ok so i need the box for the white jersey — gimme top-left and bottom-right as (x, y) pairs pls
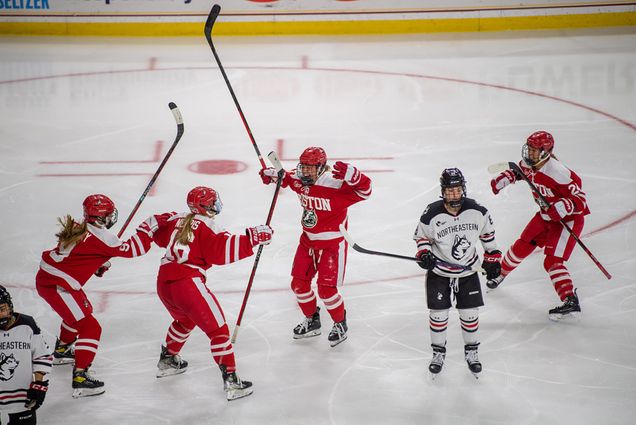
(0, 314), (53, 414)
(413, 198), (498, 278)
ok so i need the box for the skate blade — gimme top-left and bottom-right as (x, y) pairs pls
(471, 372), (481, 380)
(293, 330), (321, 339)
(329, 335), (348, 347)
(72, 387), (106, 398)
(226, 387), (254, 401)
(156, 367), (187, 378)
(549, 311), (581, 322)
(53, 357), (75, 365)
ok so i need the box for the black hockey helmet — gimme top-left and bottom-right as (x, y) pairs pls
(0, 285), (13, 328)
(440, 168), (466, 208)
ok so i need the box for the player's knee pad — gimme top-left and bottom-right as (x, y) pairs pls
(291, 277), (311, 294)
(512, 238), (535, 258)
(458, 308), (479, 322)
(206, 323), (230, 342)
(430, 309), (449, 322)
(317, 284), (337, 301)
(75, 315), (102, 339)
(543, 255), (565, 272)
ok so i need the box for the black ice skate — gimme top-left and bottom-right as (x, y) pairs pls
(429, 344), (446, 379)
(327, 312), (348, 347)
(156, 345), (188, 378)
(293, 306), (321, 339)
(53, 339), (75, 365)
(72, 367), (105, 398)
(220, 365), (253, 401)
(548, 291), (581, 321)
(486, 274), (505, 290)
(464, 343), (482, 378)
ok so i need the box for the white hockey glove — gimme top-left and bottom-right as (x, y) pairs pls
(332, 161), (361, 185)
(546, 198), (575, 222)
(490, 170), (518, 195)
(246, 225), (274, 246)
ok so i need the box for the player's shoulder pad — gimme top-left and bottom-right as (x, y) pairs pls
(541, 159), (572, 185)
(88, 223), (122, 248)
(461, 198), (488, 215)
(420, 200), (445, 225)
(13, 313), (41, 335)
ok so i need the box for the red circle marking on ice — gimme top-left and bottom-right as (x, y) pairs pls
(188, 159), (248, 175)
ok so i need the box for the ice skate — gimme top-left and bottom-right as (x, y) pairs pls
(464, 343), (482, 379)
(53, 339), (75, 365)
(156, 345), (188, 378)
(220, 365), (253, 401)
(549, 291), (581, 321)
(429, 344), (446, 380)
(327, 312), (348, 347)
(293, 306), (321, 339)
(486, 274), (505, 290)
(72, 367), (105, 398)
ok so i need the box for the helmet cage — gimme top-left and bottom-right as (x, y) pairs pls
(187, 187), (223, 216)
(0, 285), (13, 328)
(440, 168), (466, 209)
(297, 147), (327, 186)
(523, 131), (554, 167)
(83, 194), (118, 229)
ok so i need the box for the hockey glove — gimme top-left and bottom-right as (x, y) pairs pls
(259, 167), (276, 185)
(94, 261), (111, 278)
(332, 161), (361, 185)
(481, 250), (502, 280)
(546, 198), (575, 222)
(246, 225), (274, 247)
(490, 170), (518, 195)
(416, 250), (437, 271)
(25, 380), (48, 410)
(137, 212), (175, 237)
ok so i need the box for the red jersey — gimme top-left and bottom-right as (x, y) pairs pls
(151, 212), (255, 283)
(37, 223), (152, 291)
(282, 169), (371, 248)
(519, 159), (590, 221)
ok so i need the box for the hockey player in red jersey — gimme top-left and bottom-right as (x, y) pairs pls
(147, 186), (273, 401)
(35, 194), (155, 398)
(260, 147), (372, 347)
(489, 131), (590, 320)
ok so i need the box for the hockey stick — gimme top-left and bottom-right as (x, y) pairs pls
(117, 102), (184, 238)
(501, 161), (612, 280)
(231, 151), (285, 344)
(204, 4), (267, 169)
(338, 224), (476, 272)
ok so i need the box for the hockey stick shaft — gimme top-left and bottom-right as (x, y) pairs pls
(338, 224), (474, 272)
(204, 4), (267, 169)
(232, 151), (284, 343)
(117, 102), (184, 238)
(507, 161), (612, 280)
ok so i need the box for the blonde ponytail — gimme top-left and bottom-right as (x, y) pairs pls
(175, 214), (196, 245)
(56, 215), (88, 250)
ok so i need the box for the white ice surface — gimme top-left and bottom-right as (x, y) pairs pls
(1, 28), (635, 425)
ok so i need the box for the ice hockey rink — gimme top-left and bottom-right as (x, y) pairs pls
(1, 27), (635, 425)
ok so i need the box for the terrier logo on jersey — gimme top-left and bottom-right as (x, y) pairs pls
(451, 235), (471, 260)
(302, 209), (318, 228)
(0, 353), (19, 381)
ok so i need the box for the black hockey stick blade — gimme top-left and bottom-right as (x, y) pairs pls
(204, 4), (221, 41)
(340, 225), (418, 262)
(168, 102), (184, 140)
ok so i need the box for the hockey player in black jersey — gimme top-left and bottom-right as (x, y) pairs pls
(0, 285), (53, 424)
(413, 169), (502, 379)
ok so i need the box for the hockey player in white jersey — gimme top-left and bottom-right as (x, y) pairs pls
(413, 168), (502, 378)
(0, 285), (53, 424)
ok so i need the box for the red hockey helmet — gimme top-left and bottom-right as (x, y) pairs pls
(297, 147), (327, 185)
(523, 131), (554, 166)
(187, 186), (222, 216)
(83, 194), (118, 229)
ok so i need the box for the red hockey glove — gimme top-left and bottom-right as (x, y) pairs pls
(25, 380), (48, 410)
(481, 250), (502, 280)
(416, 250), (437, 271)
(246, 225), (274, 246)
(490, 170), (517, 195)
(259, 168), (277, 185)
(94, 261), (111, 278)
(332, 161), (361, 185)
(546, 198), (575, 222)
